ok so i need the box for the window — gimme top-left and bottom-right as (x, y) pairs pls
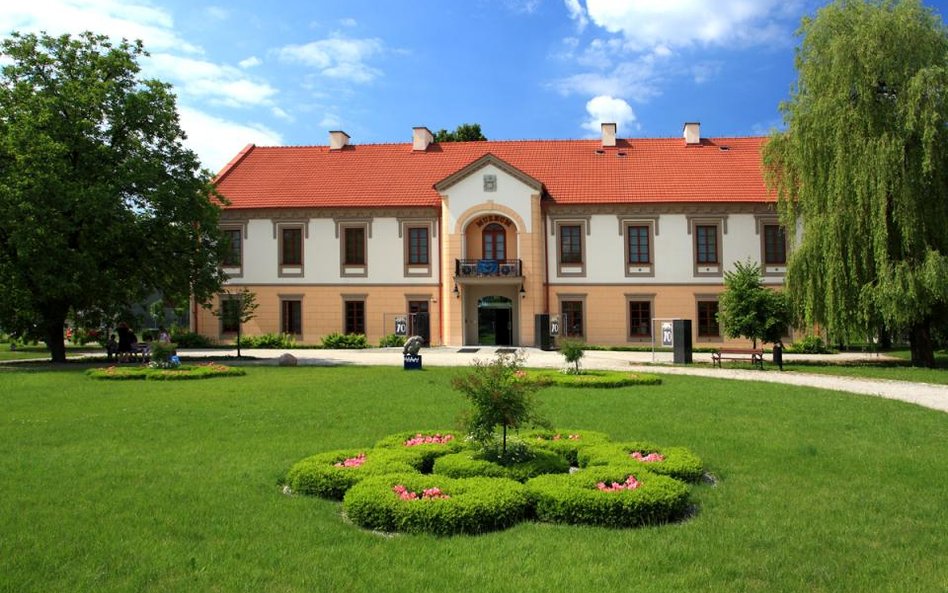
(345, 300), (365, 335)
(407, 227), (429, 265)
(628, 301), (652, 338)
(763, 224), (787, 265)
(281, 299), (302, 335)
(344, 227), (366, 265)
(695, 225), (718, 264)
(560, 225), (582, 264)
(697, 300), (720, 338)
(561, 300), (584, 338)
(281, 227), (302, 266)
(222, 228), (242, 267)
(627, 225), (650, 264)
(220, 297), (240, 334)
(482, 223), (506, 260)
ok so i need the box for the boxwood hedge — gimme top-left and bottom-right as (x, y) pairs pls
(372, 430), (466, 472)
(432, 448), (569, 482)
(578, 441), (704, 483)
(343, 474), (531, 535)
(526, 466), (690, 527)
(519, 428), (612, 465)
(286, 449), (419, 499)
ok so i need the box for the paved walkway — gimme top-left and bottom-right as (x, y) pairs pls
(178, 346), (948, 414)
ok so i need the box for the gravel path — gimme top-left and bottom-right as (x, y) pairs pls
(179, 346), (948, 414)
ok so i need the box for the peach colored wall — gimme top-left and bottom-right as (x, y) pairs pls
(195, 285), (441, 346)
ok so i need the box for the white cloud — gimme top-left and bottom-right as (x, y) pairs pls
(276, 36), (384, 84)
(148, 54), (277, 108)
(583, 0), (790, 50)
(271, 107), (293, 122)
(178, 107), (282, 173)
(581, 95), (636, 136)
(553, 51), (666, 102)
(0, 0), (200, 53)
(238, 56), (262, 69)
(564, 0), (588, 31)
(504, 0), (541, 14)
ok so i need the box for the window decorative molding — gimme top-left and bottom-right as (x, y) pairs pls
(558, 295), (587, 339)
(333, 218), (373, 239)
(338, 222), (369, 278)
(616, 215), (660, 236)
(688, 217), (725, 277)
(274, 221), (307, 278)
(342, 296), (367, 335)
(219, 223), (247, 278)
(279, 295), (303, 337)
(403, 224), (433, 277)
(624, 293), (656, 341)
(619, 219), (656, 277)
(553, 219), (587, 277)
(695, 295), (722, 341)
(756, 217), (788, 276)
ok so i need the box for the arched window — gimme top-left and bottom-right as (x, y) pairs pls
(482, 223), (506, 260)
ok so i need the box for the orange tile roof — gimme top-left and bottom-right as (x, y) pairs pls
(213, 136), (772, 210)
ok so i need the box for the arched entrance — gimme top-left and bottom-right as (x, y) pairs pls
(477, 296), (513, 346)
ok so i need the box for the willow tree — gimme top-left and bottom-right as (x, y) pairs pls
(763, 0), (948, 367)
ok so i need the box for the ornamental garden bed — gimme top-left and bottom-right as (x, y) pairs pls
(86, 363), (245, 381)
(285, 428), (702, 535)
(527, 369), (662, 388)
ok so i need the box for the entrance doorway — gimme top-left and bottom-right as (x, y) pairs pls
(477, 296), (513, 346)
(408, 300), (430, 345)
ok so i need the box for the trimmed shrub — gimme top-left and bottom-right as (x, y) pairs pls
(239, 333), (296, 349)
(86, 363), (245, 381)
(321, 332), (369, 349)
(578, 441), (704, 483)
(526, 466), (690, 527)
(343, 474), (531, 535)
(786, 334), (832, 354)
(528, 369), (662, 388)
(286, 449), (418, 500)
(379, 334), (406, 348)
(373, 430), (466, 472)
(169, 330), (213, 348)
(433, 448), (569, 482)
(519, 428), (612, 465)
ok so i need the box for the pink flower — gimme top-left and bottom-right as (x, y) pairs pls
(392, 484), (450, 500)
(334, 452), (367, 468)
(596, 475), (641, 492)
(403, 433), (455, 446)
(630, 451), (665, 462)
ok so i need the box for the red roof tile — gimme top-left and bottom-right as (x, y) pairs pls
(213, 136), (772, 210)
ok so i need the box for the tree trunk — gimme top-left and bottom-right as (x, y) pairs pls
(909, 321), (935, 368)
(43, 313), (67, 363)
(236, 322), (242, 358)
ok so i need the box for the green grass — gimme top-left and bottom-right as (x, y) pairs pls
(684, 356), (948, 385)
(1, 366), (946, 593)
(0, 342), (101, 361)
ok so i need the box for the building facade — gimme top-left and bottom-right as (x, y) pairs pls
(195, 123), (787, 348)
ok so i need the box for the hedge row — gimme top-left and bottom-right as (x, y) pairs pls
(86, 363), (245, 381)
(528, 370), (662, 388)
(578, 441), (705, 483)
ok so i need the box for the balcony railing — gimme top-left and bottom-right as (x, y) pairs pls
(455, 259), (522, 278)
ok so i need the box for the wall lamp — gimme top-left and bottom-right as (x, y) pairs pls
(519, 284), (526, 298)
(453, 282), (460, 298)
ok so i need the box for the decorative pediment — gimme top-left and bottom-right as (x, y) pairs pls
(434, 153), (543, 193)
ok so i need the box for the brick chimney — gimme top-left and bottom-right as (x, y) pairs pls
(601, 122), (617, 147)
(412, 127), (434, 151)
(329, 130), (350, 150)
(683, 122), (701, 145)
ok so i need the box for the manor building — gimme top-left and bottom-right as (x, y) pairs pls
(194, 123), (787, 348)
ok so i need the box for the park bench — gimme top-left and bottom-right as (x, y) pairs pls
(711, 348), (764, 369)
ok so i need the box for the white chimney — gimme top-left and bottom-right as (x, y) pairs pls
(601, 122), (617, 148)
(412, 127), (434, 151)
(329, 130), (350, 150)
(683, 122), (701, 145)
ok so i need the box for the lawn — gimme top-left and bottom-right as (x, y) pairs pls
(1, 366), (945, 593)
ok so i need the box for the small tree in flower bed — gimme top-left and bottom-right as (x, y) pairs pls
(452, 350), (550, 457)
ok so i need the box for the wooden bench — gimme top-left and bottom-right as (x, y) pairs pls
(711, 348), (764, 369)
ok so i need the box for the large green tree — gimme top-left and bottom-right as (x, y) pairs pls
(763, 0), (948, 366)
(0, 32), (227, 362)
(718, 260), (792, 348)
(433, 123), (487, 142)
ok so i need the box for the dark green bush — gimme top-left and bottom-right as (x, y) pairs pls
(379, 334), (406, 348)
(786, 334), (832, 354)
(559, 340), (586, 374)
(373, 430), (466, 472)
(526, 466), (690, 527)
(239, 333), (296, 348)
(286, 449), (419, 500)
(578, 441), (704, 483)
(343, 474), (531, 535)
(170, 330), (213, 348)
(321, 332), (369, 349)
(433, 448), (569, 482)
(519, 428), (612, 465)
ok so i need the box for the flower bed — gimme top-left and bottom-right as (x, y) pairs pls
(343, 474), (530, 535)
(578, 441), (705, 483)
(86, 363), (245, 381)
(372, 430), (465, 472)
(286, 449), (418, 499)
(527, 369), (662, 388)
(432, 448), (569, 482)
(526, 466), (690, 527)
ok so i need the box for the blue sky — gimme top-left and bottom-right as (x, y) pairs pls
(2, 0), (946, 172)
